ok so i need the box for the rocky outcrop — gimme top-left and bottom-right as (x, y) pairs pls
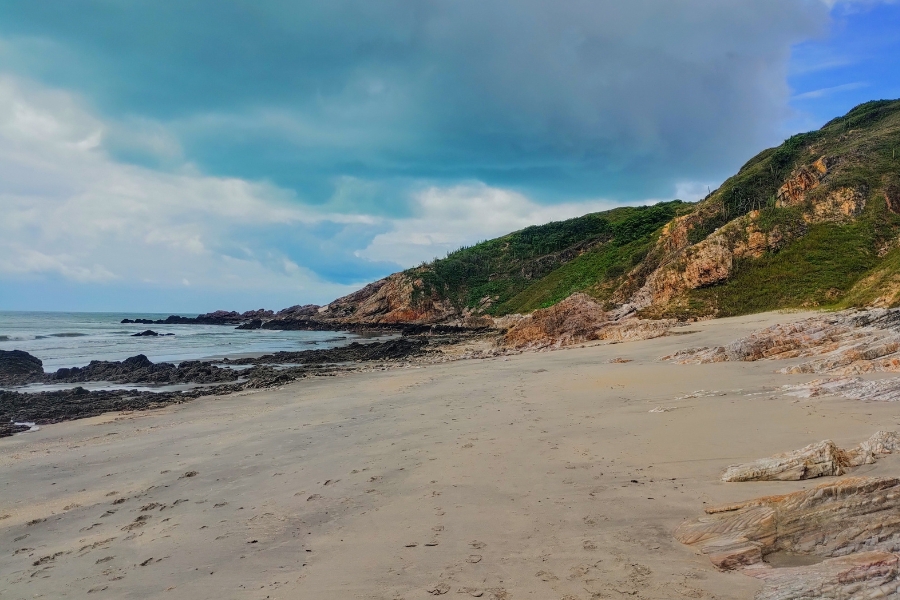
(721, 431), (900, 482)
(222, 338), (432, 366)
(501, 294), (607, 348)
(807, 187), (866, 223)
(886, 178), (900, 215)
(663, 309), (900, 376)
(677, 476), (900, 568)
(0, 383), (245, 430)
(121, 308), (281, 326)
(131, 329), (174, 337)
(776, 157), (830, 207)
(752, 551), (900, 600)
(501, 293), (674, 349)
(676, 477), (900, 598)
(642, 235), (734, 307)
(782, 376), (900, 403)
(315, 273), (459, 325)
(49, 354), (239, 385)
(0, 350), (44, 384)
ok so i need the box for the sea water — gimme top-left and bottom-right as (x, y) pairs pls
(0, 311), (379, 371)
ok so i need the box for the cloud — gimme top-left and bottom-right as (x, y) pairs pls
(792, 81), (869, 100)
(0, 75), (386, 308)
(0, 74), (634, 310)
(0, 1), (834, 203)
(358, 183), (626, 266)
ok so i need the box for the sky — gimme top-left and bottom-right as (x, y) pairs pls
(0, 1), (898, 312)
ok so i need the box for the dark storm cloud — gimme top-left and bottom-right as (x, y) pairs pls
(0, 1), (829, 204)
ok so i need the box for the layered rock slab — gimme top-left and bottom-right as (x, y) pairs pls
(675, 477), (900, 600)
(721, 431), (900, 482)
(662, 309), (900, 376)
(750, 551), (900, 600)
(676, 477), (900, 568)
(676, 477), (900, 598)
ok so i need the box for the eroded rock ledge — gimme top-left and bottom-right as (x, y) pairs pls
(663, 309), (900, 375)
(721, 431), (900, 482)
(676, 477), (900, 598)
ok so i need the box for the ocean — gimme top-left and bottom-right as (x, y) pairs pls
(0, 311), (376, 372)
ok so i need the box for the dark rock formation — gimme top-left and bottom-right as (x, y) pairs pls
(132, 330), (160, 337)
(121, 308), (282, 326)
(0, 383), (244, 429)
(0, 350), (45, 386)
(0, 350), (43, 377)
(223, 338), (431, 366)
(48, 354), (239, 385)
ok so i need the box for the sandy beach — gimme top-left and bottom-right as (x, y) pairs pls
(4, 310), (900, 600)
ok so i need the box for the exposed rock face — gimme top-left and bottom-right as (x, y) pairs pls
(501, 294), (674, 349)
(776, 157), (830, 207)
(316, 274), (457, 325)
(721, 431), (900, 482)
(676, 477), (900, 570)
(275, 304), (320, 318)
(643, 235), (734, 307)
(663, 309), (900, 376)
(807, 187), (866, 223)
(502, 294), (607, 349)
(752, 551), (900, 600)
(676, 477), (900, 598)
(0, 350), (44, 383)
(622, 154), (875, 316)
(886, 180), (900, 215)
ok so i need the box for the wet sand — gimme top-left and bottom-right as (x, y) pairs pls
(3, 310), (900, 599)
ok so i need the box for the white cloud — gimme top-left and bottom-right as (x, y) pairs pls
(358, 183), (632, 266)
(0, 75), (364, 303)
(792, 81), (869, 100)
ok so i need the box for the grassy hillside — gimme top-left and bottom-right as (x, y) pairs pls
(408, 201), (690, 315)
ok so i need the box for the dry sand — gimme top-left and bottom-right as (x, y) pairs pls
(4, 310), (900, 599)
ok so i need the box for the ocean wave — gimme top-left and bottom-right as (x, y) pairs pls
(48, 332), (88, 338)
(0, 335), (9, 341)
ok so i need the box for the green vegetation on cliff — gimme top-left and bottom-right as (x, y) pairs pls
(409, 201), (689, 315)
(669, 99), (900, 317)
